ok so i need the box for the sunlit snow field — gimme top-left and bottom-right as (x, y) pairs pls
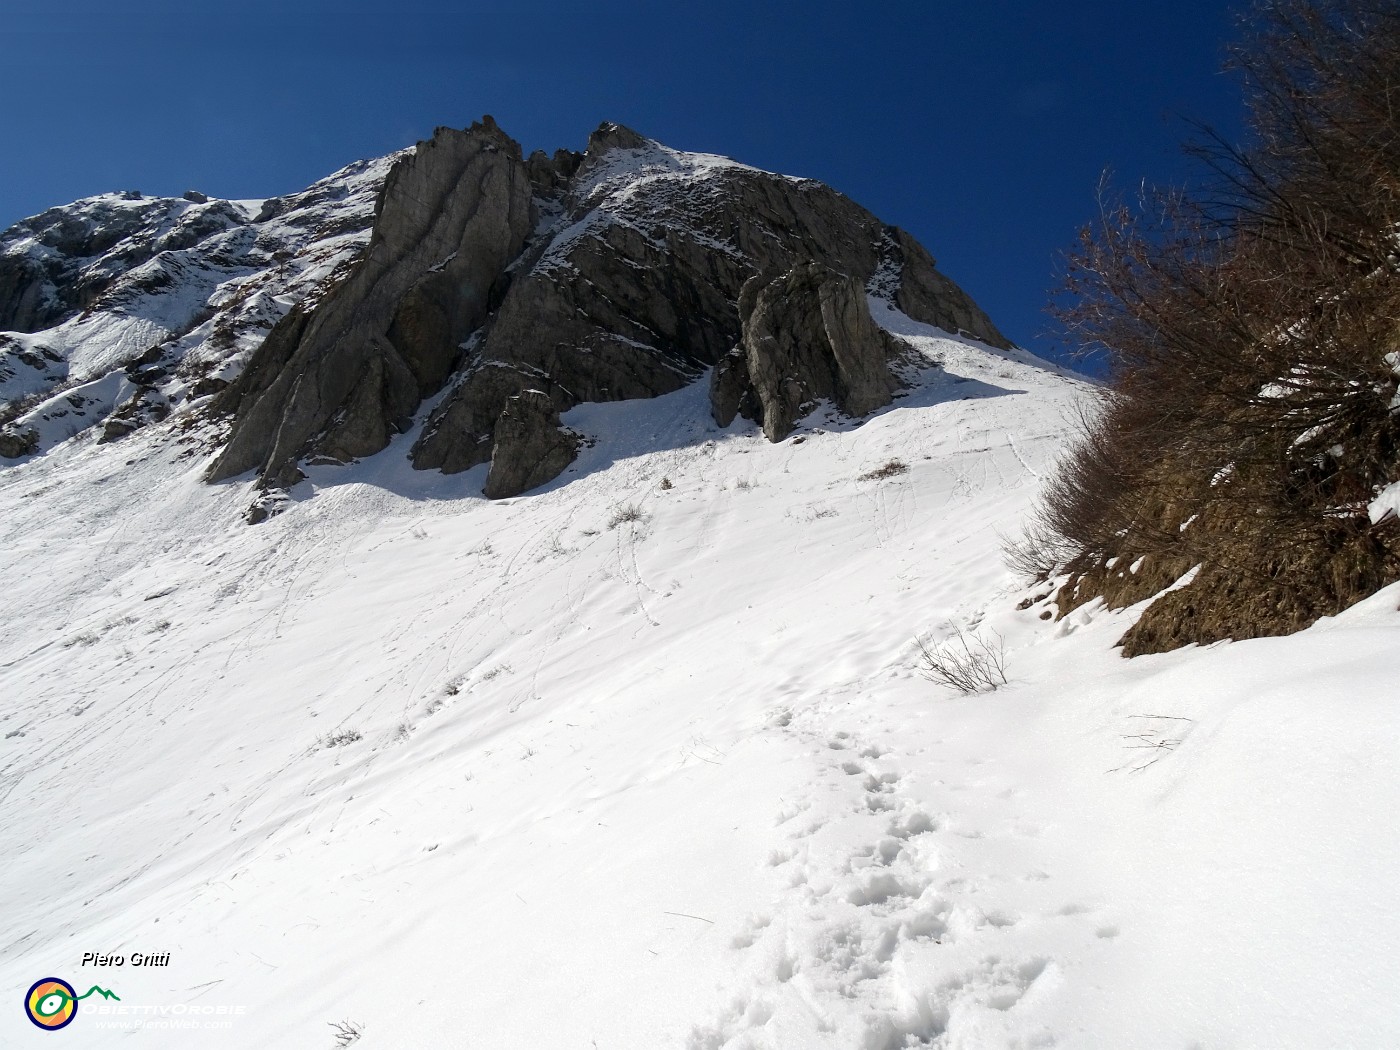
(2, 314), (1397, 1049)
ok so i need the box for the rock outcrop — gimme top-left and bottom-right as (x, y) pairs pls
(0, 426), (38, 458)
(206, 118), (535, 487)
(482, 390), (580, 499)
(1, 116), (1014, 506)
(712, 263), (904, 440)
(401, 121), (1009, 494)
(0, 149), (398, 462)
(0, 196), (217, 333)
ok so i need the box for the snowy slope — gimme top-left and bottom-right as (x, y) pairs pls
(0, 153), (401, 453)
(2, 312), (1398, 1050)
(535, 138), (792, 274)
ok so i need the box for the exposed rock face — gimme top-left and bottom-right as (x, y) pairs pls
(483, 389), (580, 499)
(712, 263), (904, 441)
(403, 122), (1009, 491)
(0, 196), (218, 333)
(0, 426), (38, 458)
(206, 118), (535, 487)
(100, 384), (170, 444)
(884, 228), (1008, 342)
(1, 116), (1014, 506)
(0, 151), (397, 460)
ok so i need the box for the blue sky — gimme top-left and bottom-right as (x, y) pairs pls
(1, 0), (1245, 366)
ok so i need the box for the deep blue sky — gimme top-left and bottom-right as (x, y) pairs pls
(2, 0), (1246, 366)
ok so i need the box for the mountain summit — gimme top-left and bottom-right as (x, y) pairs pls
(0, 119), (1008, 515)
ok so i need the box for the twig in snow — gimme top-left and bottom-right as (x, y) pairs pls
(663, 911), (714, 924)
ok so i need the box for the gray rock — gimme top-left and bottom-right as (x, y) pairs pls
(0, 426), (38, 458)
(206, 117), (536, 485)
(0, 195), (190, 332)
(411, 360), (558, 475)
(482, 389), (579, 499)
(99, 386), (169, 443)
(718, 262), (903, 441)
(709, 346), (756, 429)
(526, 149), (583, 197)
(198, 118), (1011, 500)
(885, 229), (1010, 347)
(412, 123), (1011, 487)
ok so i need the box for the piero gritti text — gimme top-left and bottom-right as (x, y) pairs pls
(82, 952), (171, 967)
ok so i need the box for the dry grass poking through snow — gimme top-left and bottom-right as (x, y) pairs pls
(607, 504), (649, 529)
(859, 459), (908, 481)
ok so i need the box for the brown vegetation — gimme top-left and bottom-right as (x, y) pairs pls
(1014, 0), (1400, 654)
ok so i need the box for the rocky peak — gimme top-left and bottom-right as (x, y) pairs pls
(585, 121), (651, 157)
(0, 116), (1016, 516)
(526, 148), (584, 198)
(206, 117), (1013, 510)
(206, 121), (535, 488)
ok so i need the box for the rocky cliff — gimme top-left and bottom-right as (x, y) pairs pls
(0, 118), (1012, 513)
(207, 118), (534, 488)
(0, 152), (400, 459)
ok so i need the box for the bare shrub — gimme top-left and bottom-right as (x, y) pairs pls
(1109, 714), (1194, 774)
(859, 459), (908, 481)
(915, 629), (1008, 695)
(607, 504), (648, 529)
(319, 728), (361, 749)
(0, 388), (50, 429)
(329, 1020), (363, 1047)
(1000, 522), (1077, 584)
(1037, 0), (1400, 651)
(542, 534), (573, 559)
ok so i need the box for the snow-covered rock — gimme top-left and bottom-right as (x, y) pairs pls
(0, 151), (401, 456)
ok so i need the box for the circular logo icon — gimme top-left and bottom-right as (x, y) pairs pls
(25, 978), (77, 1030)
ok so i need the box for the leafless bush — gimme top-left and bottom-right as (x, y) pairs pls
(607, 504), (648, 529)
(1000, 521), (1077, 584)
(0, 388), (48, 429)
(541, 534), (574, 559)
(1109, 714), (1194, 774)
(329, 1020), (363, 1047)
(915, 629), (1008, 695)
(859, 459), (908, 481)
(319, 728), (361, 749)
(1037, 0), (1400, 650)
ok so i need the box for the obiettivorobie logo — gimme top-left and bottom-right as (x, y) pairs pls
(24, 978), (120, 1031)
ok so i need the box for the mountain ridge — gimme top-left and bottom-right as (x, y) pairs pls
(0, 118), (1015, 519)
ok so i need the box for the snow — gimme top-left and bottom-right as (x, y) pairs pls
(9, 370), (130, 454)
(0, 151), (401, 417)
(534, 138), (790, 276)
(1, 314), (1399, 1049)
(1370, 478), (1400, 523)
